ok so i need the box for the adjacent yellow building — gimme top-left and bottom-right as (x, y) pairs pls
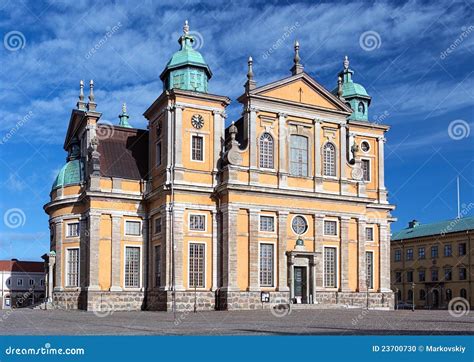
(44, 22), (395, 311)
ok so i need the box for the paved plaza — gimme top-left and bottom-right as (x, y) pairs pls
(0, 308), (472, 335)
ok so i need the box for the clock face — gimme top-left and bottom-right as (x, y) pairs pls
(191, 114), (204, 129)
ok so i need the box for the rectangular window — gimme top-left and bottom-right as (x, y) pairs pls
(125, 220), (141, 236)
(406, 248), (413, 261)
(259, 243), (274, 287)
(40, 280), (45, 286)
(189, 214), (206, 231)
(290, 135), (308, 177)
(66, 222), (79, 237)
(418, 270), (425, 282)
(431, 269), (438, 282)
(17, 279), (23, 286)
(394, 249), (401, 262)
(324, 220), (337, 236)
(366, 251), (373, 289)
(124, 247), (140, 288)
(154, 245), (161, 288)
(189, 243), (205, 288)
(365, 227), (374, 241)
(458, 243), (466, 256)
(395, 272), (402, 283)
(154, 217), (162, 234)
(444, 244), (452, 257)
(324, 247), (337, 288)
(156, 142), (162, 166)
(361, 159), (370, 181)
(418, 247), (425, 259)
(29, 279), (34, 286)
(191, 135), (204, 161)
(407, 270), (413, 283)
(66, 248), (79, 287)
(459, 267), (467, 280)
(444, 268), (452, 281)
(431, 246), (438, 258)
(260, 216), (275, 232)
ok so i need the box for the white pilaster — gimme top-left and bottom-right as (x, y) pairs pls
(313, 119), (323, 191)
(377, 136), (388, 203)
(174, 105), (183, 168)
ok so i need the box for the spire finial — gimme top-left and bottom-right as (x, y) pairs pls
(76, 80), (86, 110)
(344, 55), (349, 70)
(337, 76), (344, 100)
(183, 20), (189, 35)
(247, 56), (254, 80)
(89, 79), (94, 102)
(244, 56), (256, 92)
(122, 102), (127, 114)
(291, 40), (304, 75)
(118, 102), (132, 128)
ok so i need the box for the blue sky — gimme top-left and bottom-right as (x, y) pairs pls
(0, 0), (473, 261)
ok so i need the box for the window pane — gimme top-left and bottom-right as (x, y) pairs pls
(192, 136), (203, 161)
(290, 135), (308, 177)
(154, 217), (161, 234)
(323, 143), (336, 176)
(324, 220), (337, 236)
(366, 252), (373, 289)
(259, 133), (274, 169)
(67, 248), (79, 287)
(365, 227), (373, 241)
(259, 243), (274, 286)
(260, 216), (275, 232)
(126, 221), (141, 236)
(125, 247), (140, 288)
(67, 223), (79, 237)
(190, 214), (205, 231)
(362, 159), (370, 181)
(154, 245), (161, 287)
(324, 247), (337, 287)
(189, 243), (205, 288)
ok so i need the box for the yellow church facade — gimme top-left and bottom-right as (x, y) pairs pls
(44, 22), (395, 311)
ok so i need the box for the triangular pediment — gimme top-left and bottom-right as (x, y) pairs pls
(251, 73), (351, 113)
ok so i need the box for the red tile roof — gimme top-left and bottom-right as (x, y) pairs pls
(0, 260), (44, 273)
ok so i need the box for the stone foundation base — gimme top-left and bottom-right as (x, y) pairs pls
(313, 291), (394, 309)
(147, 290), (216, 311)
(52, 290), (145, 312)
(218, 291), (290, 310)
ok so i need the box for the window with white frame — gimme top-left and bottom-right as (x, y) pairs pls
(125, 220), (141, 236)
(324, 220), (337, 236)
(292, 215), (308, 235)
(365, 227), (374, 241)
(66, 222), (79, 237)
(259, 243), (274, 287)
(366, 251), (374, 289)
(191, 135), (204, 161)
(260, 215), (275, 232)
(189, 243), (205, 288)
(259, 133), (274, 169)
(29, 279), (34, 286)
(66, 248), (79, 287)
(40, 279), (45, 286)
(154, 217), (162, 234)
(361, 159), (370, 181)
(189, 214), (206, 231)
(156, 142), (162, 166)
(124, 246), (140, 288)
(290, 135), (308, 177)
(324, 247), (337, 288)
(323, 142), (336, 176)
(17, 278), (23, 286)
(154, 245), (161, 288)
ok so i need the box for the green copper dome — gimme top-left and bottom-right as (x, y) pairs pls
(160, 21), (212, 93)
(52, 159), (83, 190)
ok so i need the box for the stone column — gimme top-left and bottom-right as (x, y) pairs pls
(278, 113), (288, 188)
(277, 211), (289, 291)
(212, 111), (224, 186)
(174, 105), (183, 168)
(53, 220), (63, 291)
(164, 207), (172, 290)
(221, 206), (239, 291)
(313, 119), (323, 192)
(379, 222), (391, 292)
(110, 215), (122, 291)
(172, 206), (185, 291)
(87, 213), (100, 291)
(211, 210), (218, 291)
(165, 106), (173, 184)
(79, 218), (88, 288)
(377, 136), (388, 203)
(48, 252), (55, 302)
(339, 124), (347, 179)
(248, 209), (260, 291)
(340, 217), (350, 291)
(288, 255), (295, 300)
(141, 217), (148, 291)
(310, 255), (317, 303)
(248, 107), (258, 184)
(358, 217), (367, 292)
(314, 215), (324, 290)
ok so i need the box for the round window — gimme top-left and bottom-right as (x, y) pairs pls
(292, 215), (308, 235)
(360, 141), (370, 152)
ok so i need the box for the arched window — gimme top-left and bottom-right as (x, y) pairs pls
(323, 142), (336, 176)
(419, 289), (426, 300)
(446, 289), (452, 302)
(290, 135), (308, 176)
(358, 102), (365, 114)
(460, 288), (467, 299)
(259, 133), (274, 169)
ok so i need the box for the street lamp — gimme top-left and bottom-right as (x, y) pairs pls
(411, 282), (415, 312)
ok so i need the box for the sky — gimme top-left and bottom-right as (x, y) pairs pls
(0, 0), (473, 261)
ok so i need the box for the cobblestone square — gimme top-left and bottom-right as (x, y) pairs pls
(0, 308), (471, 335)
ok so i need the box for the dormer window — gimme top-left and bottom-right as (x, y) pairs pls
(358, 102), (365, 114)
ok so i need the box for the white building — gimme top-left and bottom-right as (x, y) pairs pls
(0, 259), (46, 309)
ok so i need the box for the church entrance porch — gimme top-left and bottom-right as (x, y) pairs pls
(287, 250), (317, 304)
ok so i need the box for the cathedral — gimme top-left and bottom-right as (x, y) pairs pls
(44, 21), (395, 312)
